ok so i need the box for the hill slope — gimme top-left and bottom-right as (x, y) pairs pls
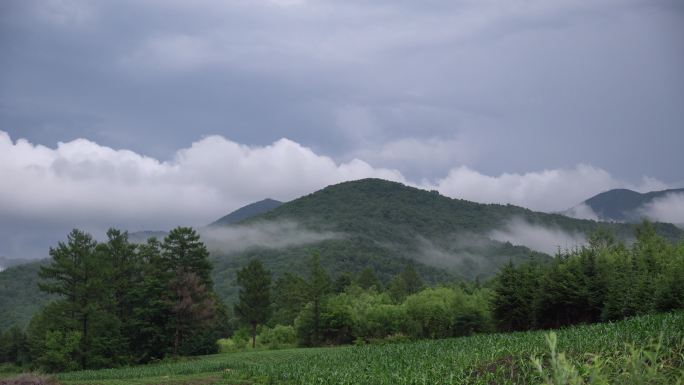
(566, 188), (684, 222)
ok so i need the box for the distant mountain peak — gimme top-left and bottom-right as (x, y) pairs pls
(209, 198), (283, 227)
(565, 187), (684, 223)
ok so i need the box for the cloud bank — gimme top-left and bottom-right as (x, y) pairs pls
(0, 130), (674, 259)
(638, 193), (684, 227)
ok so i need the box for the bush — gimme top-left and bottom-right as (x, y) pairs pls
(259, 325), (296, 349)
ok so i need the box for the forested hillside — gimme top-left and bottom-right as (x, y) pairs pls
(2, 179), (683, 333)
(211, 179), (683, 303)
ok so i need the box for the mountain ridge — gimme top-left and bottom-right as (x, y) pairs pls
(566, 187), (684, 222)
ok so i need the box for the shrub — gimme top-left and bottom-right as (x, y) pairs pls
(259, 325), (296, 349)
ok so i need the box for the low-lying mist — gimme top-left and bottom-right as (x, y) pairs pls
(200, 220), (342, 254)
(489, 217), (586, 255)
(638, 192), (684, 228)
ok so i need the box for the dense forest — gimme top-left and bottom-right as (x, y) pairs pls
(3, 220), (681, 373)
(0, 228), (228, 371)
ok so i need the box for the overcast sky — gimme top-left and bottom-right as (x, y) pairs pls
(1, 0), (683, 260)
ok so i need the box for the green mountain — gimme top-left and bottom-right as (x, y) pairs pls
(567, 188), (684, 222)
(209, 198), (283, 227)
(208, 179), (683, 305)
(2, 178), (683, 332)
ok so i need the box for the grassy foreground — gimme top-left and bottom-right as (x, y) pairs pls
(25, 312), (684, 384)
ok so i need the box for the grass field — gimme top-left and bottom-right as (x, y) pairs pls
(11, 312), (684, 385)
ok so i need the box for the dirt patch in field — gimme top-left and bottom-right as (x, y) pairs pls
(0, 374), (62, 385)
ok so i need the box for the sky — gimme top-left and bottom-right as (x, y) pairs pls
(1, 0), (683, 260)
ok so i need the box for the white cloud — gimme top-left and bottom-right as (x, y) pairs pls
(0, 130), (673, 259)
(563, 203), (600, 221)
(489, 217), (587, 255)
(432, 164), (669, 212)
(0, 130), (404, 231)
(638, 192), (684, 226)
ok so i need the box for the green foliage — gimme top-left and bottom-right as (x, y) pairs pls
(258, 325), (297, 349)
(293, 283), (493, 346)
(36, 229), (125, 370)
(356, 267), (381, 290)
(0, 326), (28, 366)
(162, 228), (220, 357)
(235, 259), (272, 348)
(302, 253), (331, 346)
(270, 273), (307, 326)
(37, 331), (81, 373)
(9, 227), (223, 372)
(492, 221), (684, 331)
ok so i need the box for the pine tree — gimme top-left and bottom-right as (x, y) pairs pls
(38, 229), (120, 369)
(161, 227), (217, 356)
(128, 238), (173, 362)
(307, 253), (330, 346)
(235, 259), (272, 348)
(272, 273), (308, 325)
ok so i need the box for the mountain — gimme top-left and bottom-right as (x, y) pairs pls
(565, 188), (684, 222)
(2, 179), (683, 332)
(209, 198), (283, 227)
(208, 179), (683, 305)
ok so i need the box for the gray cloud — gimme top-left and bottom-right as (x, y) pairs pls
(1, 0), (682, 182)
(489, 217), (587, 255)
(638, 192), (684, 227)
(1, 0), (682, 259)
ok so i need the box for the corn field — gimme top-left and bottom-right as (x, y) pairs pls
(57, 312), (684, 385)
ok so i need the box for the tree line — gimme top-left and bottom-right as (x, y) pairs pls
(2, 221), (683, 370)
(232, 221), (683, 349)
(492, 222), (684, 331)
(0, 227), (227, 372)
(233, 254), (492, 348)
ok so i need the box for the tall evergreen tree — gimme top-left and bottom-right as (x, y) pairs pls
(306, 253), (331, 346)
(38, 229), (121, 369)
(128, 238), (173, 362)
(272, 273), (308, 325)
(235, 259), (272, 348)
(161, 227), (217, 356)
